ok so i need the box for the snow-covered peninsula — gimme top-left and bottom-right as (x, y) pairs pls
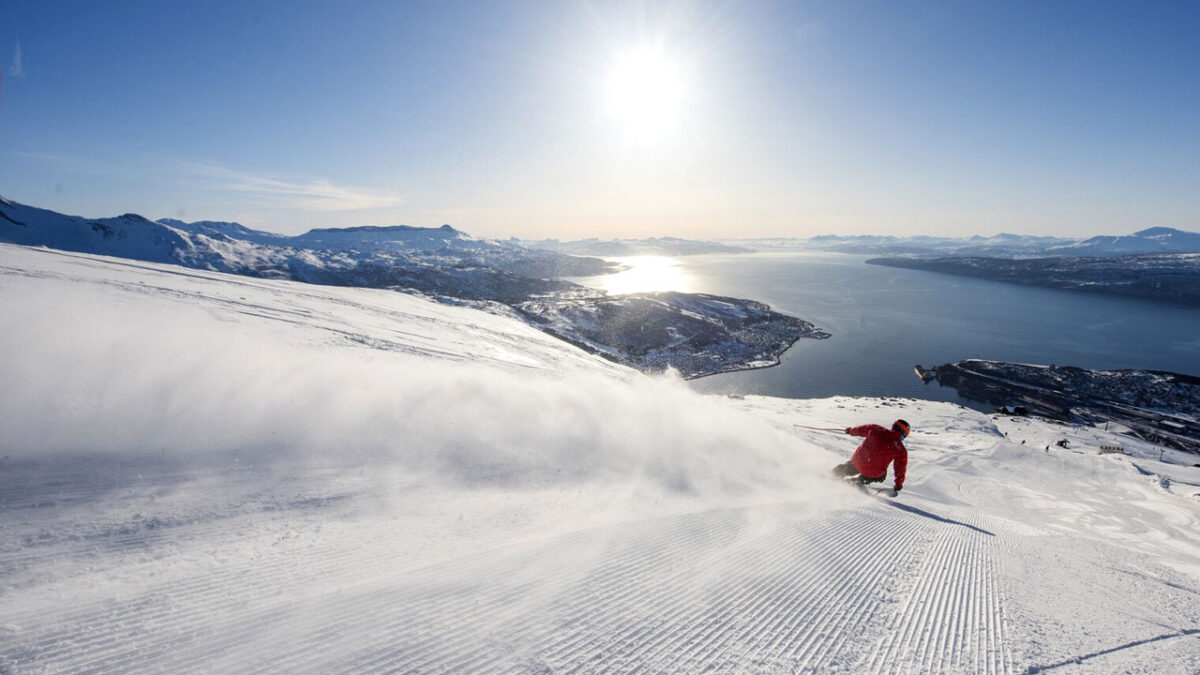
(2, 243), (1198, 673)
(868, 253), (1200, 307)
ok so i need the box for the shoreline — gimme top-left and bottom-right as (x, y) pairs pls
(683, 332), (813, 381)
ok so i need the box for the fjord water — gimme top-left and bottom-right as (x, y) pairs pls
(578, 253), (1200, 409)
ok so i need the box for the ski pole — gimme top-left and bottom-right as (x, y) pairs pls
(793, 424), (846, 433)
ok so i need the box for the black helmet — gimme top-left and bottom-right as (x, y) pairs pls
(892, 419), (911, 438)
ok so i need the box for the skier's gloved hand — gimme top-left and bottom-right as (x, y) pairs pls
(845, 427), (852, 434)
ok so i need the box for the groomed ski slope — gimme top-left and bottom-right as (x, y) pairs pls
(2, 243), (1199, 674)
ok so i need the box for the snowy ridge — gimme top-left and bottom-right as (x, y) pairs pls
(0, 200), (198, 265)
(157, 217), (291, 245)
(1046, 227), (1200, 256)
(2, 244), (1199, 673)
(291, 223), (470, 251)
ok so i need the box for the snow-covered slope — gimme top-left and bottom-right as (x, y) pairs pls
(0, 199), (198, 264)
(158, 217), (291, 245)
(2, 243), (1198, 673)
(0, 198), (328, 277)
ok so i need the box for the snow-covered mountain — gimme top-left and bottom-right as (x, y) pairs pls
(291, 223), (470, 252)
(1045, 226), (1200, 256)
(158, 214), (622, 277)
(0, 199), (201, 265)
(2, 243), (1198, 673)
(0, 197), (616, 280)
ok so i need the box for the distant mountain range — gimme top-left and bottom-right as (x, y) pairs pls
(736, 227), (1200, 258)
(521, 236), (750, 257)
(1042, 227), (1200, 257)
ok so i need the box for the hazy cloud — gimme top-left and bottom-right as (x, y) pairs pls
(10, 41), (24, 77)
(187, 163), (405, 211)
(7, 151), (405, 215)
(795, 21), (826, 44)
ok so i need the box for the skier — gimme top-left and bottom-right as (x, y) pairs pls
(831, 419), (909, 497)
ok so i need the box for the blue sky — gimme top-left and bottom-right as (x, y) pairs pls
(1, 1), (1197, 238)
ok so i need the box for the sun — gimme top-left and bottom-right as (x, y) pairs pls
(604, 46), (687, 142)
(601, 256), (691, 295)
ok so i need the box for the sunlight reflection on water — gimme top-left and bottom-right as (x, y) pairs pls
(573, 256), (692, 295)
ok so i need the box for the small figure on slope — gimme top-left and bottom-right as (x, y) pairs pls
(831, 419), (909, 497)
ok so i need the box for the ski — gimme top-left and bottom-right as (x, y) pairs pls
(794, 424), (845, 433)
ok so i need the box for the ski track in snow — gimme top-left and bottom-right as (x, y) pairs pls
(1, 459), (1028, 674)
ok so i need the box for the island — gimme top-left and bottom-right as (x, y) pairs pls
(916, 359), (1200, 453)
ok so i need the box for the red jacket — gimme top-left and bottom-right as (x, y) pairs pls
(848, 424), (908, 490)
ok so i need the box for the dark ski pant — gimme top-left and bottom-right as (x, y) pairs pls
(832, 461), (885, 485)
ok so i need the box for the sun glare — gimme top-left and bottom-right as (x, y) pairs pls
(598, 256), (692, 295)
(604, 47), (687, 142)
